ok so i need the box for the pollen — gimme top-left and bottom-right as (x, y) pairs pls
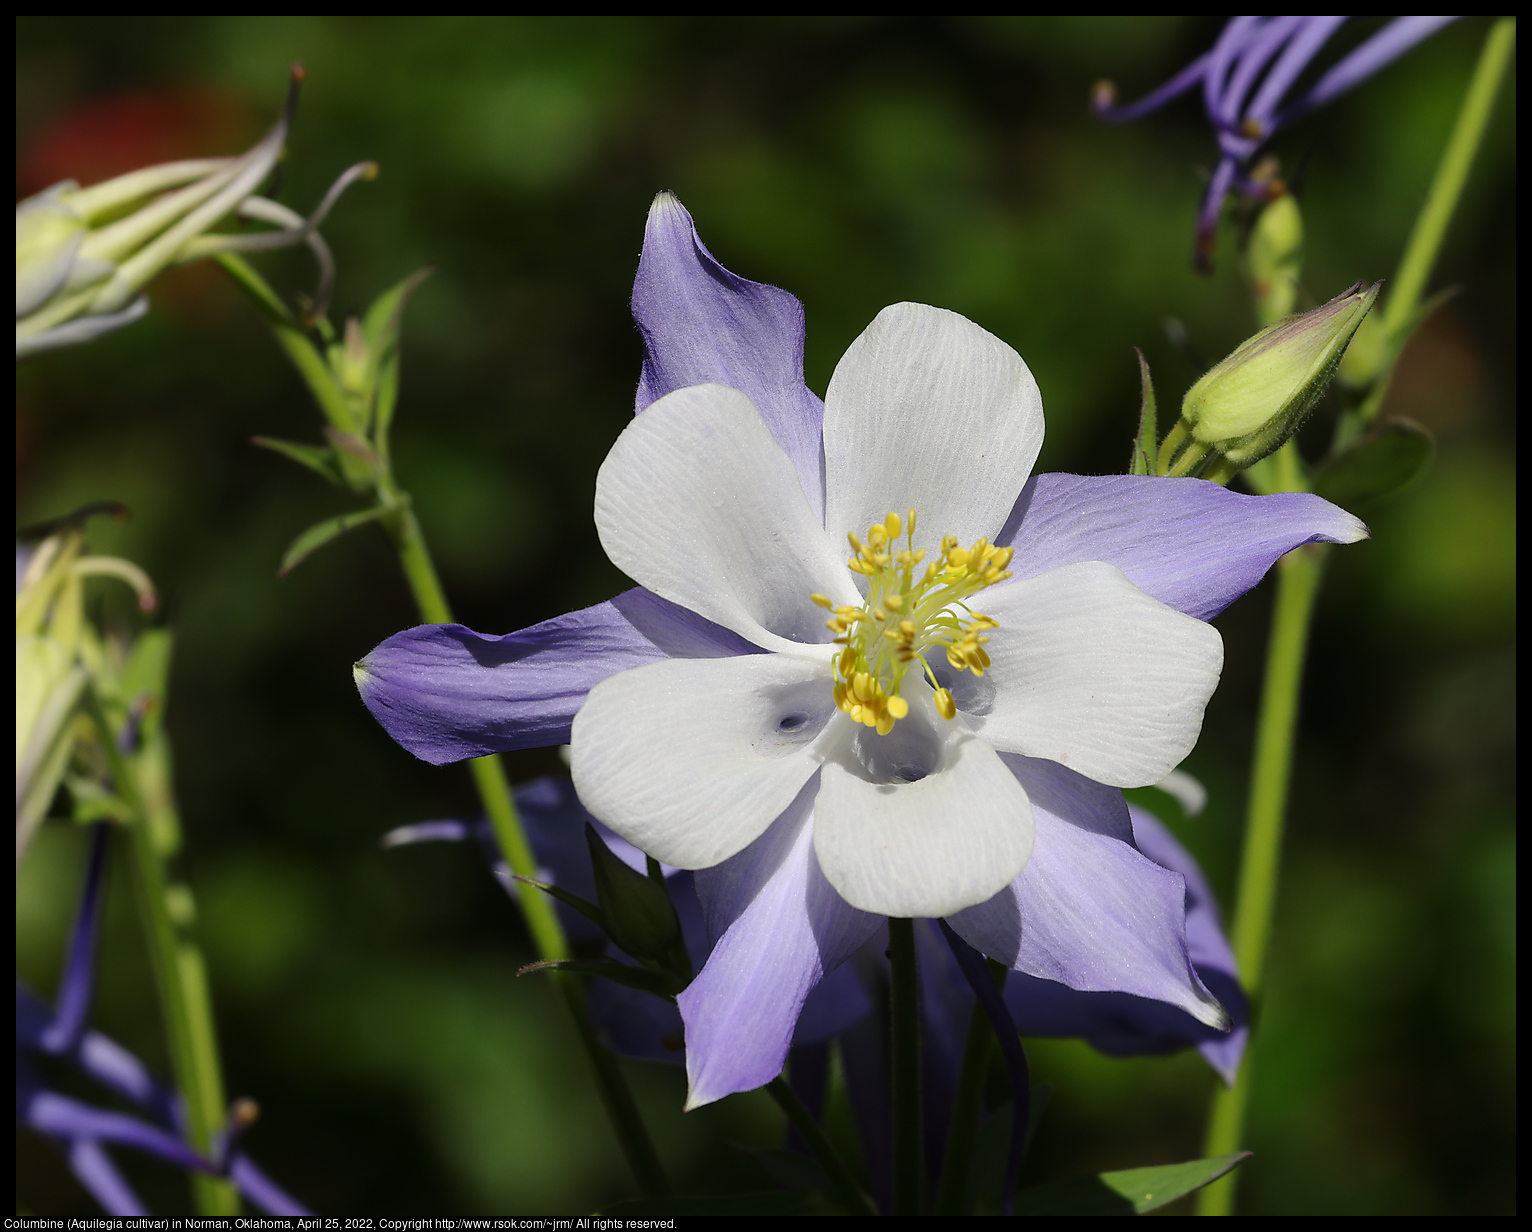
(818, 510), (1013, 736)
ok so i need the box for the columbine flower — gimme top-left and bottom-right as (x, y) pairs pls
(356, 193), (1364, 1108)
(1092, 16), (1459, 269)
(16, 66), (373, 357)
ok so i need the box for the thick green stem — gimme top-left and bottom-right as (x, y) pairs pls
(1196, 543), (1327, 1215)
(768, 1077), (878, 1216)
(888, 917), (922, 1215)
(89, 692), (238, 1214)
(1359, 17), (1515, 427)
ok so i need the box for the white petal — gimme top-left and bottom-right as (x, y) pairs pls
(570, 653), (833, 869)
(969, 561), (1223, 787)
(823, 303), (1043, 549)
(594, 383), (858, 650)
(814, 699), (1033, 917)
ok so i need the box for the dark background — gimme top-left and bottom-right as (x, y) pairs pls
(17, 17), (1515, 1215)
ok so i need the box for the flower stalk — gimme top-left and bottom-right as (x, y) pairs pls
(1198, 19), (1515, 1214)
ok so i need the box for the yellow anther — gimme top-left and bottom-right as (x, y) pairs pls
(908, 509), (917, 535)
(868, 524), (888, 550)
(873, 607), (886, 622)
(934, 688), (956, 721)
(884, 511), (901, 540)
(810, 593), (832, 608)
(886, 696), (909, 720)
(947, 547), (969, 570)
(884, 593), (903, 610)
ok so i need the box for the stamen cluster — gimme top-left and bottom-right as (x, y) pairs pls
(810, 509), (1013, 736)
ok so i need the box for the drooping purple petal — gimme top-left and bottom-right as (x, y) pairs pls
(1216, 16), (1307, 135)
(633, 192), (827, 523)
(680, 782), (882, 1107)
(995, 473), (1367, 622)
(1128, 805), (1248, 1083)
(947, 793), (1227, 1029)
(229, 1153), (314, 1216)
(22, 1086), (210, 1172)
(1282, 16), (1461, 122)
(356, 587), (760, 765)
(1092, 50), (1214, 124)
(1205, 16), (1270, 128)
(68, 1138), (149, 1216)
(1244, 16), (1348, 131)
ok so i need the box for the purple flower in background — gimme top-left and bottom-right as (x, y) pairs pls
(1092, 16), (1459, 269)
(16, 825), (308, 1215)
(356, 192), (1363, 1109)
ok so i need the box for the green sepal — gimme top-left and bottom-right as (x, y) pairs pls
(275, 323), (358, 436)
(585, 822), (685, 967)
(509, 873), (610, 936)
(278, 503), (399, 577)
(324, 426), (380, 491)
(1313, 417), (1433, 509)
(516, 957), (683, 1000)
(1130, 347), (1157, 476)
(251, 436), (346, 488)
(1013, 1151), (1250, 1215)
(362, 268), (432, 447)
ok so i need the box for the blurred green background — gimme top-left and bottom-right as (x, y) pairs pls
(16, 16), (1514, 1216)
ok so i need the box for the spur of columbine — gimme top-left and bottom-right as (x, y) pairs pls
(356, 192), (1366, 1106)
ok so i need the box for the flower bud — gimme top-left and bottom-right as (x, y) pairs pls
(1245, 191), (1303, 326)
(1178, 281), (1380, 471)
(584, 823), (683, 965)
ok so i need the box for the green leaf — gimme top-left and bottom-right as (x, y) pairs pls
(1313, 417), (1433, 509)
(273, 323), (358, 436)
(1130, 347), (1157, 476)
(278, 504), (397, 577)
(516, 957), (683, 1000)
(251, 436), (345, 488)
(1013, 1152), (1250, 1215)
(361, 267), (433, 359)
(323, 426), (380, 492)
(508, 873), (610, 936)
(600, 1192), (836, 1216)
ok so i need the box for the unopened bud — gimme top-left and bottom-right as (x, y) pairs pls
(1179, 281), (1380, 471)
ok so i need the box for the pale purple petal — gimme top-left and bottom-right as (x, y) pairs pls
(1284, 16), (1461, 121)
(995, 473), (1366, 621)
(1205, 16), (1269, 127)
(355, 587), (759, 764)
(229, 1154), (313, 1216)
(1129, 805), (1248, 1084)
(947, 793), (1227, 1029)
(1219, 15), (1308, 133)
(633, 192), (827, 523)
(681, 784), (882, 1107)
(69, 1138), (148, 1216)
(1244, 16), (1348, 127)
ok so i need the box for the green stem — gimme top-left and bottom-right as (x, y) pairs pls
(888, 917), (923, 1215)
(1359, 17), (1516, 427)
(380, 496), (667, 1196)
(88, 692), (238, 1215)
(934, 997), (992, 1214)
(768, 1077), (878, 1216)
(1196, 543), (1327, 1215)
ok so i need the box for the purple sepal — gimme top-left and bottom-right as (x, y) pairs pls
(633, 192), (827, 523)
(356, 587), (760, 765)
(998, 473), (1366, 622)
(69, 1138), (148, 1216)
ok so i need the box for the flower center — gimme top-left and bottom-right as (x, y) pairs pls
(811, 509), (1013, 736)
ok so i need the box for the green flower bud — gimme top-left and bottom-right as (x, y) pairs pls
(584, 823), (683, 965)
(1173, 281), (1380, 475)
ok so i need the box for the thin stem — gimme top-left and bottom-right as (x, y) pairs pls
(888, 917), (922, 1215)
(86, 691), (238, 1215)
(1359, 17), (1515, 426)
(768, 1077), (878, 1216)
(934, 998), (992, 1214)
(379, 500), (668, 1196)
(1196, 543), (1327, 1215)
